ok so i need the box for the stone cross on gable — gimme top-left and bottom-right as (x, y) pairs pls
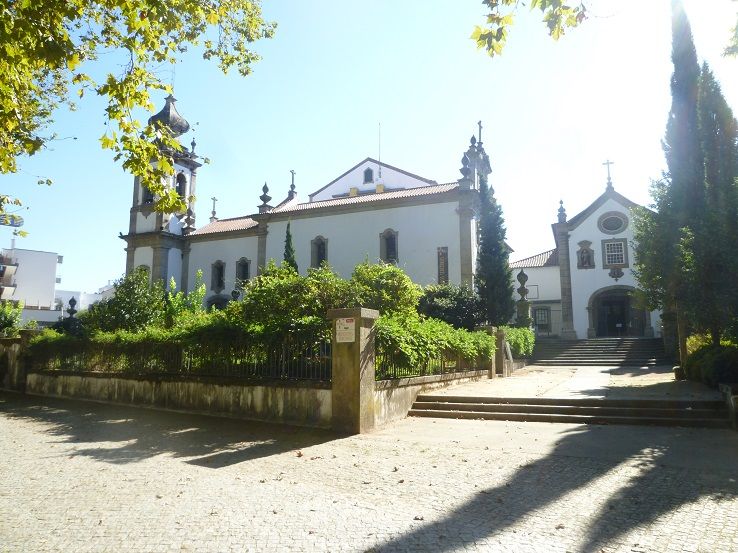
(210, 196), (218, 222)
(603, 159), (614, 190)
(477, 120), (483, 144)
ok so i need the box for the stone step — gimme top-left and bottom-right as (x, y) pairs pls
(409, 394), (730, 428)
(415, 395), (725, 409)
(412, 401), (726, 420)
(408, 408), (731, 428)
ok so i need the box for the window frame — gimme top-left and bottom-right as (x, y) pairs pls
(211, 260), (226, 293)
(235, 257), (250, 287)
(363, 167), (374, 184)
(311, 236), (328, 268)
(601, 238), (629, 269)
(380, 228), (399, 264)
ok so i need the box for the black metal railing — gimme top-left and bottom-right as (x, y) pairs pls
(375, 347), (488, 380)
(29, 334), (332, 382)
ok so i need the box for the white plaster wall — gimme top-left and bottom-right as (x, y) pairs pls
(135, 211), (158, 233)
(568, 197), (659, 338)
(11, 249), (59, 308)
(167, 247), (183, 289)
(311, 161), (435, 201)
(188, 237), (259, 294)
(514, 266), (561, 302)
(133, 247), (153, 271)
(265, 202), (462, 285)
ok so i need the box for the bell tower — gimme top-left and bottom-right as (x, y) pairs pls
(121, 95), (201, 287)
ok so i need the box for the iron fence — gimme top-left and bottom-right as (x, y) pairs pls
(29, 333), (332, 382)
(375, 347), (488, 380)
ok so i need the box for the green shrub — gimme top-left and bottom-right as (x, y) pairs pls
(500, 326), (535, 358)
(375, 313), (495, 376)
(417, 284), (482, 330)
(686, 333), (735, 355)
(684, 344), (738, 387)
(351, 261), (420, 317)
(0, 300), (24, 338)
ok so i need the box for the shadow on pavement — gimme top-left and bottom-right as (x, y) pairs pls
(376, 381), (738, 552)
(0, 392), (337, 468)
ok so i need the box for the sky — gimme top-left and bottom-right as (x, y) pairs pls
(3, 0), (738, 294)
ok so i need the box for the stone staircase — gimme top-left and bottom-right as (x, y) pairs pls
(408, 395), (730, 428)
(532, 338), (669, 367)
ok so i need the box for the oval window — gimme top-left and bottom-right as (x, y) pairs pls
(602, 216), (624, 232)
(597, 211), (629, 234)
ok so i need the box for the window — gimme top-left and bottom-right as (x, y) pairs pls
(311, 236), (328, 268)
(236, 258), (250, 286)
(211, 260), (225, 292)
(534, 307), (551, 333)
(175, 172), (187, 198)
(597, 211), (629, 235)
(142, 185), (154, 204)
(380, 229), (398, 264)
(363, 167), (374, 184)
(437, 247), (449, 284)
(601, 238), (629, 268)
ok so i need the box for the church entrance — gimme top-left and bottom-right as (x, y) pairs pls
(590, 288), (646, 337)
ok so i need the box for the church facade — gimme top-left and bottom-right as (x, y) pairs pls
(121, 97), (488, 308)
(121, 97), (660, 337)
(511, 175), (662, 340)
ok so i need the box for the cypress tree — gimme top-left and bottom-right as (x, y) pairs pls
(475, 174), (515, 326)
(692, 63), (738, 344)
(283, 221), (298, 271)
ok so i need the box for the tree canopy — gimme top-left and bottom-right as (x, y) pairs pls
(1, 0), (274, 214)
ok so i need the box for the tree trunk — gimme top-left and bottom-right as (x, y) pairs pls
(710, 327), (721, 346)
(676, 304), (688, 367)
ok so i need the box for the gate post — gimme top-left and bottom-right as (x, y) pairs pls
(327, 308), (379, 434)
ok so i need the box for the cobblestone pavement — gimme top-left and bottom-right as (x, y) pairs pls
(2, 392), (738, 553)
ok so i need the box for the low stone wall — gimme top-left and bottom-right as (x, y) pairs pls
(373, 369), (489, 428)
(26, 372), (332, 429)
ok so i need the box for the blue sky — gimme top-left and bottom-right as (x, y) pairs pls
(3, 0), (738, 293)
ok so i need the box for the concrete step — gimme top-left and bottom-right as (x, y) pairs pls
(409, 395), (730, 428)
(408, 408), (731, 428)
(412, 401), (726, 420)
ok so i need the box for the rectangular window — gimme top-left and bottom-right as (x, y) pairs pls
(602, 238), (628, 268)
(437, 247), (448, 284)
(534, 307), (551, 333)
(236, 259), (250, 284)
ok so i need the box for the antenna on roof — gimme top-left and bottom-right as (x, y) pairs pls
(377, 122), (382, 181)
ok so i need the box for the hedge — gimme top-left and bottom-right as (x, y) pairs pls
(500, 326), (535, 358)
(684, 344), (738, 387)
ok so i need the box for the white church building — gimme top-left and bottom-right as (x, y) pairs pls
(121, 97), (484, 309)
(510, 171), (661, 340)
(121, 97), (660, 338)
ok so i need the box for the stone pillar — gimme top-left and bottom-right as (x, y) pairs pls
(553, 222), (577, 340)
(151, 246), (169, 284)
(495, 328), (508, 377)
(327, 308), (379, 434)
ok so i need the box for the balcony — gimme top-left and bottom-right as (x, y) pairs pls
(0, 283), (16, 300)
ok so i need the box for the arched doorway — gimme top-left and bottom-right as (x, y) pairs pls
(587, 286), (650, 338)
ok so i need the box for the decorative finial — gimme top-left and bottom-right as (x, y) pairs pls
(558, 200), (567, 223)
(288, 170), (296, 200)
(210, 196), (218, 223)
(477, 120), (483, 145)
(516, 269), (529, 300)
(260, 182), (272, 205)
(66, 297), (78, 318)
(603, 159), (614, 190)
(460, 154), (471, 178)
(470, 135), (477, 146)
(190, 137), (196, 154)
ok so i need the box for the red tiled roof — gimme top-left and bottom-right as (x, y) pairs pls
(190, 217), (258, 236)
(510, 248), (559, 269)
(273, 182), (459, 214)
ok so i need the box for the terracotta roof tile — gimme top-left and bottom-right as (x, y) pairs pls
(510, 248), (559, 269)
(274, 182), (459, 214)
(190, 217), (258, 236)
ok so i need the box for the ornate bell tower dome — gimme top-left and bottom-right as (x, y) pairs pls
(121, 95), (202, 287)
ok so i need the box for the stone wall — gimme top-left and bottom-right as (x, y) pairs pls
(374, 370), (489, 428)
(25, 372), (332, 428)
